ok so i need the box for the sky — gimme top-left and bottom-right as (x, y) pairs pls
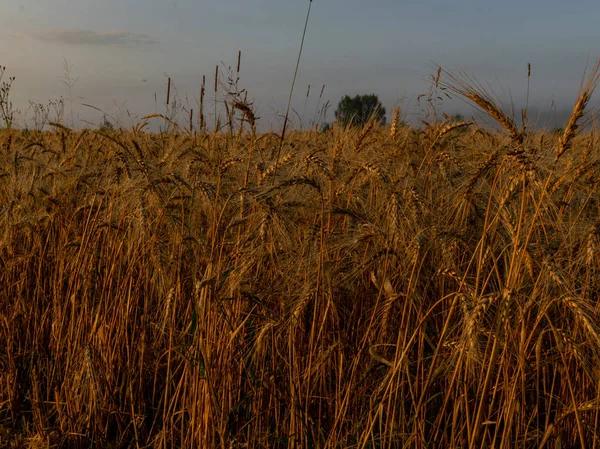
(2, 0), (600, 130)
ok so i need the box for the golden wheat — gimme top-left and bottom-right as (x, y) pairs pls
(3, 67), (600, 448)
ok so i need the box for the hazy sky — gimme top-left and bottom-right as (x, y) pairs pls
(2, 0), (600, 129)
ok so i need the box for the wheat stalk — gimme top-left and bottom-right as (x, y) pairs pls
(439, 69), (524, 146)
(390, 107), (401, 140)
(556, 59), (600, 161)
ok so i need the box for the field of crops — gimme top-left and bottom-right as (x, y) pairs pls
(2, 68), (600, 448)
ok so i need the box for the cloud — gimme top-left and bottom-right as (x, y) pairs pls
(24, 28), (157, 47)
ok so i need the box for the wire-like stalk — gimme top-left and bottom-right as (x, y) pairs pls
(275, 0), (313, 171)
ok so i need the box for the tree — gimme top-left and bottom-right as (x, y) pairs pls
(99, 115), (114, 132)
(334, 94), (386, 127)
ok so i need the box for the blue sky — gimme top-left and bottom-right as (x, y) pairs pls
(2, 0), (600, 129)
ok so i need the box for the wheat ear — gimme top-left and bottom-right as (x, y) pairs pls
(556, 59), (600, 161)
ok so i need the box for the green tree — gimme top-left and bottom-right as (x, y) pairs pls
(99, 115), (115, 132)
(334, 94), (386, 127)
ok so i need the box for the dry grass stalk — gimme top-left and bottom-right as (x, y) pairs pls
(440, 69), (524, 146)
(556, 59), (600, 160)
(259, 153), (293, 183)
(438, 119), (472, 137)
(390, 107), (401, 140)
(361, 162), (389, 184)
(305, 153), (334, 180)
(429, 120), (473, 153)
(355, 115), (376, 152)
(464, 293), (497, 362)
(232, 100), (256, 130)
(4, 66), (600, 448)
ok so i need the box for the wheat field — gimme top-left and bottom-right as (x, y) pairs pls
(2, 67), (600, 448)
